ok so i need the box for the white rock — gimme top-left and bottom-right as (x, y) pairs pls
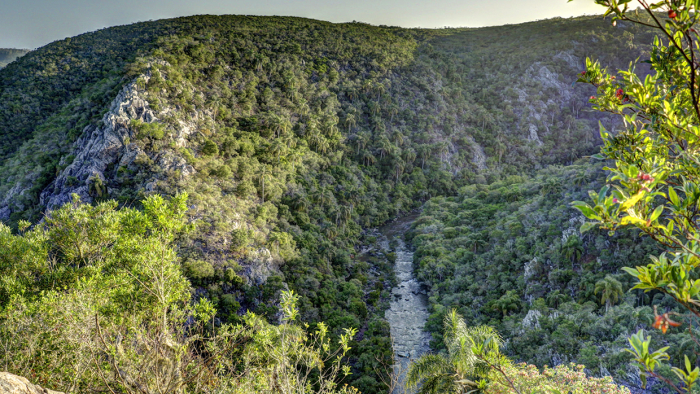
(0, 372), (64, 394)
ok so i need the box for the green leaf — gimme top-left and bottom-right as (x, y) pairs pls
(622, 267), (641, 277)
(621, 191), (645, 211)
(598, 185), (610, 203)
(580, 221), (597, 233)
(573, 203), (600, 220)
(650, 205), (664, 222)
(669, 187), (680, 207)
(621, 216), (647, 226)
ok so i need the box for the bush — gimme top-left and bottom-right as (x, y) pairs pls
(213, 164), (232, 178)
(201, 139), (219, 156)
(236, 180), (256, 199)
(131, 119), (166, 140)
(184, 259), (215, 284)
(486, 363), (629, 394)
(221, 293), (240, 313)
(230, 228), (250, 253)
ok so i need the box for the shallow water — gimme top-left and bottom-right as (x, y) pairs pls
(379, 215), (431, 394)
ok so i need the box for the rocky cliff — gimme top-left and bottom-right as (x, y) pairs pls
(39, 77), (157, 210)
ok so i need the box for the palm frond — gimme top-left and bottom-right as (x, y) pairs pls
(467, 325), (502, 353)
(406, 354), (453, 389)
(419, 374), (459, 394)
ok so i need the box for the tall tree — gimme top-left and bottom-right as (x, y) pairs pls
(594, 275), (624, 312)
(406, 310), (503, 394)
(562, 234), (584, 266)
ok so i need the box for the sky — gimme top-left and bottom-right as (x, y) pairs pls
(1, 0), (603, 49)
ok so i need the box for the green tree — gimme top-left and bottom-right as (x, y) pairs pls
(0, 195), (360, 394)
(491, 290), (521, 317)
(406, 310), (504, 394)
(202, 139), (219, 156)
(258, 164), (272, 203)
(232, 290), (359, 394)
(0, 193), (228, 393)
(571, 0), (700, 391)
(594, 275), (623, 312)
(562, 234), (584, 266)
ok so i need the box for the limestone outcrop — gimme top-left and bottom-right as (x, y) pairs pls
(0, 372), (64, 394)
(39, 77), (156, 210)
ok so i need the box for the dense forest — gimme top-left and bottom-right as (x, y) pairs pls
(408, 162), (679, 387)
(0, 13), (677, 394)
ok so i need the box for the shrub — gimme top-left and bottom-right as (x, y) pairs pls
(230, 228), (250, 253)
(236, 180), (256, 199)
(131, 119), (166, 140)
(201, 139), (219, 156)
(486, 363), (630, 394)
(184, 259), (215, 284)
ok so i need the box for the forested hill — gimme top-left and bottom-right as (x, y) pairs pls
(0, 48), (29, 68)
(0, 15), (655, 393)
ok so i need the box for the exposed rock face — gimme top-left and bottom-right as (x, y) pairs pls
(0, 372), (64, 394)
(0, 206), (10, 222)
(39, 77), (156, 209)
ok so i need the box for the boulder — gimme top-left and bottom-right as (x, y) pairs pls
(0, 372), (63, 394)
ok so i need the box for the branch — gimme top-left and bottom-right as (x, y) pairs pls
(476, 355), (522, 394)
(638, 0), (700, 120)
(95, 314), (137, 394)
(649, 369), (685, 394)
(92, 356), (119, 394)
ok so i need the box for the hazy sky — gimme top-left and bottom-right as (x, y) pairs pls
(1, 0), (603, 49)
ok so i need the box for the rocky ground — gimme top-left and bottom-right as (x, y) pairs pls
(380, 214), (431, 394)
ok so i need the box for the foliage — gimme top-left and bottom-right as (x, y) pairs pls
(594, 275), (624, 312)
(406, 309), (507, 394)
(485, 363), (630, 394)
(226, 290), (359, 394)
(0, 193), (209, 392)
(0, 12), (676, 394)
(570, 0), (700, 392)
(0, 195), (359, 394)
(407, 162), (684, 385)
(406, 310), (630, 394)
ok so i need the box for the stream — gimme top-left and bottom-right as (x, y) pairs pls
(379, 215), (431, 394)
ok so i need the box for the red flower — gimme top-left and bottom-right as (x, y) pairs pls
(653, 312), (681, 334)
(613, 198), (619, 203)
(669, 10), (677, 19)
(616, 88), (624, 99)
(590, 96), (596, 100)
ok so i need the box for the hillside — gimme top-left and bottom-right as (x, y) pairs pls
(408, 162), (672, 386)
(0, 14), (660, 393)
(0, 48), (29, 68)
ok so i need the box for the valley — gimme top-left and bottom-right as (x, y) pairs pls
(0, 11), (687, 394)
